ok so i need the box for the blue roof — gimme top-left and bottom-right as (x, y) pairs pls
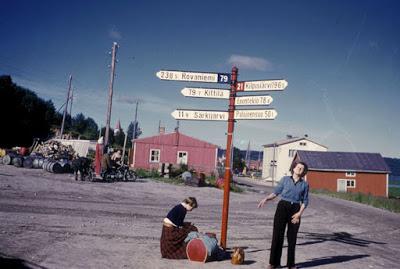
(295, 151), (390, 173)
(384, 158), (400, 175)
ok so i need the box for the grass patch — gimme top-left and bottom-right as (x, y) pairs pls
(389, 187), (400, 198)
(311, 189), (400, 213)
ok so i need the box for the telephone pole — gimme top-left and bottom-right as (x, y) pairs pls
(104, 42), (118, 146)
(60, 74), (72, 138)
(122, 101), (139, 165)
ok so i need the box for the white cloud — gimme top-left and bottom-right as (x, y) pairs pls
(108, 27), (122, 40)
(227, 54), (273, 71)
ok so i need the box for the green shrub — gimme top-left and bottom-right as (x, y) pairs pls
(312, 189), (400, 213)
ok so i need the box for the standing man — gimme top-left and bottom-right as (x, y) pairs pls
(258, 161), (309, 269)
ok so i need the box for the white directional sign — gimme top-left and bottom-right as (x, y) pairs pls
(235, 95), (273, 106)
(237, 79), (288, 91)
(157, 70), (231, 84)
(171, 109), (277, 120)
(234, 109), (277, 120)
(181, 87), (230, 99)
(171, 110), (228, 121)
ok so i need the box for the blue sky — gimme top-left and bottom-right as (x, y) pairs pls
(1, 0), (399, 157)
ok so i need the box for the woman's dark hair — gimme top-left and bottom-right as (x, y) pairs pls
(290, 161), (308, 177)
(183, 197), (198, 209)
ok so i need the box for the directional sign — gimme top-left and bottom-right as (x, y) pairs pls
(235, 95), (273, 106)
(237, 79), (288, 91)
(234, 109), (277, 120)
(181, 87), (230, 99)
(171, 109), (228, 121)
(157, 70), (231, 84)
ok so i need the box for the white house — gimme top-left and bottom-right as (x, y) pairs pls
(262, 136), (327, 182)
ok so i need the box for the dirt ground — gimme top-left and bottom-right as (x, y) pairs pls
(1, 165), (399, 269)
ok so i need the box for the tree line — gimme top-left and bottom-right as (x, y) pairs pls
(0, 75), (141, 149)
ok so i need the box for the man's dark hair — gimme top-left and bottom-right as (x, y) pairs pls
(290, 161), (308, 177)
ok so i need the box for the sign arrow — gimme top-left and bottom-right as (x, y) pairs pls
(237, 79), (288, 91)
(234, 109), (278, 120)
(235, 95), (273, 106)
(157, 70), (231, 84)
(171, 109), (228, 121)
(171, 109), (277, 120)
(181, 87), (230, 99)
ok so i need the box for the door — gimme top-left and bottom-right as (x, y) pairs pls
(337, 179), (347, 192)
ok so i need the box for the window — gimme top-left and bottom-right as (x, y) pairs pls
(177, 151), (188, 165)
(300, 142), (307, 146)
(288, 149), (296, 157)
(150, 149), (160, 163)
(346, 179), (356, 188)
(346, 172), (356, 177)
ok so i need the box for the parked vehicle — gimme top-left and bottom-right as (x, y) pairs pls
(101, 164), (137, 182)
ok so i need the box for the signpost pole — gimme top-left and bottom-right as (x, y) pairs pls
(220, 66), (238, 249)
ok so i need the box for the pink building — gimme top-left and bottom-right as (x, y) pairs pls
(131, 131), (219, 175)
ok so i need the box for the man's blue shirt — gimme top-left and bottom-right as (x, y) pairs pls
(273, 176), (309, 207)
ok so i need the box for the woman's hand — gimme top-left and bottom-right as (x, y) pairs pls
(257, 197), (268, 208)
(291, 212), (301, 224)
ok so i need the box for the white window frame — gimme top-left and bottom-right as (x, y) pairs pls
(288, 149), (296, 157)
(177, 151), (188, 165)
(346, 179), (356, 188)
(346, 172), (356, 177)
(149, 149), (160, 163)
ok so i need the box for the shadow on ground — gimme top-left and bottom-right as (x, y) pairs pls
(298, 231), (385, 247)
(0, 254), (47, 269)
(297, 254), (369, 268)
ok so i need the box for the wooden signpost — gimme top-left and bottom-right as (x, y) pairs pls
(157, 67), (287, 248)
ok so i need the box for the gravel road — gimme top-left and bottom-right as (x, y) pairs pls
(1, 165), (399, 268)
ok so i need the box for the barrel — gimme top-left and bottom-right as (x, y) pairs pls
(185, 232), (219, 263)
(43, 160), (63, 173)
(38, 158), (44, 169)
(23, 157), (33, 168)
(2, 154), (15, 165)
(12, 156), (23, 167)
(51, 162), (63, 173)
(42, 160), (50, 171)
(32, 158), (43, 169)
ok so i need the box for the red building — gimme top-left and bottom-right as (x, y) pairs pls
(293, 151), (390, 197)
(131, 131), (218, 175)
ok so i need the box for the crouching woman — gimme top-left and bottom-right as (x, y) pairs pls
(160, 197), (198, 259)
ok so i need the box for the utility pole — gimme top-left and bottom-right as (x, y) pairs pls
(122, 101), (139, 165)
(104, 42), (118, 147)
(69, 87), (74, 117)
(60, 74), (72, 138)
